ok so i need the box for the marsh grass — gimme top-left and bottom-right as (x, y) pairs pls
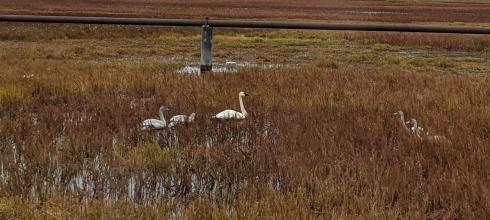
(0, 21), (490, 219)
(1, 65), (489, 218)
(341, 32), (490, 52)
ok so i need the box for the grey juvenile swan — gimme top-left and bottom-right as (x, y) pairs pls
(406, 118), (450, 143)
(168, 112), (196, 128)
(141, 106), (169, 130)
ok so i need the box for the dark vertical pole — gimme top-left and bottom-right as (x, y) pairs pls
(200, 18), (213, 73)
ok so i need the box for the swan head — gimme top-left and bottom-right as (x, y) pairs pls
(159, 106), (170, 111)
(394, 110), (404, 117)
(239, 91), (250, 97)
(188, 113), (196, 122)
(406, 118), (417, 127)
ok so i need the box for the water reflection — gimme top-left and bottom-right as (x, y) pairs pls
(0, 118), (281, 206)
(177, 62), (297, 74)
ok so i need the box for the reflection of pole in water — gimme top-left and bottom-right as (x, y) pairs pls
(205, 131), (217, 148)
(0, 162), (5, 185)
(112, 135), (118, 148)
(155, 176), (165, 198)
(191, 173), (199, 193)
(128, 175), (136, 200)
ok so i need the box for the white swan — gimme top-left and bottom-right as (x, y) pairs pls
(168, 112), (196, 128)
(394, 110), (411, 133)
(141, 106), (169, 130)
(213, 91), (249, 120)
(406, 118), (450, 143)
(406, 118), (423, 139)
(425, 134), (450, 143)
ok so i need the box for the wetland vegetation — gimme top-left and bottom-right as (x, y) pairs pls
(0, 0), (490, 219)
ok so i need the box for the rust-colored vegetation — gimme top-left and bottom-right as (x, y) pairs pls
(1, 1), (490, 219)
(2, 0), (490, 23)
(340, 32), (490, 51)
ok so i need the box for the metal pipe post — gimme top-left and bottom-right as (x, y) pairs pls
(200, 23), (213, 72)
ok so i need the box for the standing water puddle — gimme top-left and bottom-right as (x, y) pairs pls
(177, 62), (297, 74)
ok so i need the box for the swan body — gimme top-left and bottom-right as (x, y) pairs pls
(168, 112), (196, 128)
(141, 106), (169, 130)
(213, 91), (249, 120)
(141, 119), (167, 130)
(406, 118), (423, 139)
(214, 110), (246, 120)
(406, 118), (450, 143)
(426, 134), (450, 143)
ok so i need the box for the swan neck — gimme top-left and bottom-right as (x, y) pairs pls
(159, 108), (167, 125)
(399, 114), (410, 132)
(239, 95), (247, 116)
(413, 121), (423, 139)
